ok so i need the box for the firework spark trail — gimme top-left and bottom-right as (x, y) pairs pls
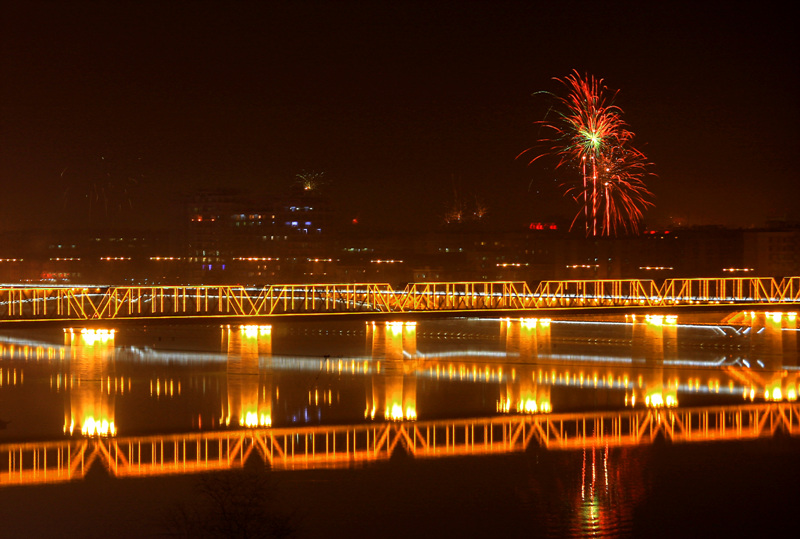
(60, 155), (142, 227)
(295, 171), (326, 191)
(519, 71), (654, 236)
(593, 147), (654, 235)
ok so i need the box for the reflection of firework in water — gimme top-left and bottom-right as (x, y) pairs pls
(519, 71), (654, 236)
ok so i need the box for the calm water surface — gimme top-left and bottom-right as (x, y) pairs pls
(0, 312), (798, 537)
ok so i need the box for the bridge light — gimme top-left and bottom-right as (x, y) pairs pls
(388, 403), (404, 421)
(497, 398), (511, 413)
(81, 417), (116, 437)
(646, 392), (666, 408)
(520, 399), (537, 413)
(386, 321), (404, 334)
(242, 412), (257, 427)
(521, 318), (537, 328)
(539, 401), (552, 413)
(78, 328), (115, 345)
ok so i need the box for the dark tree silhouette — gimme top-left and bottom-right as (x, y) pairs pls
(163, 466), (296, 539)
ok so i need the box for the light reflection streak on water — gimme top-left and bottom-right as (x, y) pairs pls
(223, 325), (273, 428)
(63, 329), (117, 437)
(1, 314), (797, 422)
(0, 344), (789, 394)
(0, 344), (785, 376)
(0, 341), (725, 374)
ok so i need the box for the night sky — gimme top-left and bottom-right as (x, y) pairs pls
(1, 1), (797, 232)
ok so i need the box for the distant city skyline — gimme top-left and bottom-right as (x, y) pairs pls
(2, 1), (798, 233)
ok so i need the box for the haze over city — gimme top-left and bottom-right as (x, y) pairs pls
(2, 1), (798, 233)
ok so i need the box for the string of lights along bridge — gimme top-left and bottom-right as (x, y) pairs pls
(1, 277), (799, 322)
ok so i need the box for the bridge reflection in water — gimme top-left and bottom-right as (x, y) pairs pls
(1, 311), (798, 489)
(1, 403), (798, 487)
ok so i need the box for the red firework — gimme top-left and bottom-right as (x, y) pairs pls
(519, 71), (654, 236)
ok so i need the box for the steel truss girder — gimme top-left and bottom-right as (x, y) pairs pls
(1, 277), (799, 323)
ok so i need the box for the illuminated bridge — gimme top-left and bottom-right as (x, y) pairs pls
(1, 276), (799, 324)
(1, 402), (797, 487)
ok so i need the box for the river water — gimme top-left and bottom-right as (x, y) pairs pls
(0, 312), (798, 537)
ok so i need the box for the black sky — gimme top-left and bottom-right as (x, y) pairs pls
(1, 1), (798, 232)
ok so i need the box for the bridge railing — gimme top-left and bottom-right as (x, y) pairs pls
(658, 277), (785, 304)
(0, 283), (398, 321)
(778, 277), (800, 302)
(531, 279), (662, 308)
(394, 281), (533, 311)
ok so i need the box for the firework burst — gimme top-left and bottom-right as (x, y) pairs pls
(295, 171), (326, 191)
(61, 154), (142, 227)
(519, 71), (654, 236)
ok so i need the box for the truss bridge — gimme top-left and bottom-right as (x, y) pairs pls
(1, 276), (799, 324)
